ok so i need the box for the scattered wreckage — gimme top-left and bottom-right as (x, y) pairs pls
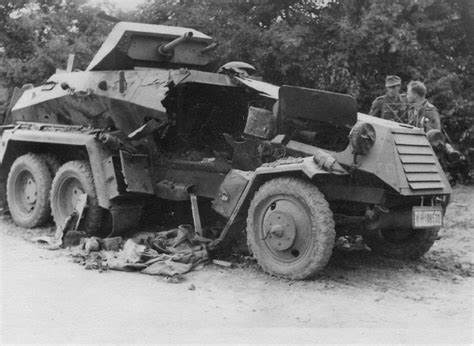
(0, 22), (452, 280)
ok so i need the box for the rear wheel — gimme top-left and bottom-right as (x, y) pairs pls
(247, 177), (335, 280)
(6, 153), (52, 227)
(50, 160), (103, 235)
(365, 227), (439, 260)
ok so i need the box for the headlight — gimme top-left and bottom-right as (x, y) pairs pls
(349, 122), (376, 155)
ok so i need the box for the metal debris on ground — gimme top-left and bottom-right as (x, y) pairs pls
(335, 235), (371, 252)
(83, 237), (101, 253)
(31, 236), (62, 250)
(32, 215), (80, 250)
(62, 230), (88, 248)
(32, 193), (89, 249)
(164, 275), (186, 284)
(66, 224), (212, 279)
(212, 259), (233, 268)
(102, 237), (123, 251)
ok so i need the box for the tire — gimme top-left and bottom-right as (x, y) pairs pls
(365, 227), (439, 260)
(247, 177), (335, 280)
(6, 153), (52, 228)
(50, 160), (103, 236)
(38, 153), (61, 176)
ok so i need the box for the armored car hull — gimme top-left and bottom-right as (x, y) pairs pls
(0, 21), (452, 280)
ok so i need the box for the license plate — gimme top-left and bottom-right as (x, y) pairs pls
(412, 206), (443, 229)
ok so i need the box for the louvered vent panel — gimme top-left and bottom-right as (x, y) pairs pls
(393, 132), (444, 190)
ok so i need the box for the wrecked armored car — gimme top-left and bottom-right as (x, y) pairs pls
(0, 22), (451, 279)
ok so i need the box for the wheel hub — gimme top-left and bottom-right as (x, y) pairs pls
(264, 211), (296, 251)
(70, 186), (84, 208)
(24, 178), (37, 205)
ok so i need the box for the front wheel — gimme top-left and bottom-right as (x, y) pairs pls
(365, 227), (439, 260)
(247, 177), (335, 280)
(50, 161), (103, 236)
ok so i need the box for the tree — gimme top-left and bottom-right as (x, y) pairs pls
(0, 0), (114, 87)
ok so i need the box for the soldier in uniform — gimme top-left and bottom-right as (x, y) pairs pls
(406, 80), (441, 132)
(369, 75), (408, 121)
(405, 80), (467, 183)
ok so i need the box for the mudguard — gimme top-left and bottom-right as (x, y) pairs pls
(0, 125), (115, 209)
(213, 156), (331, 243)
(254, 156), (333, 179)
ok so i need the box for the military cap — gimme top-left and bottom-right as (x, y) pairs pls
(385, 75), (401, 87)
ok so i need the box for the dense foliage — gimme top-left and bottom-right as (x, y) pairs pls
(0, 0), (118, 87)
(0, 0), (472, 141)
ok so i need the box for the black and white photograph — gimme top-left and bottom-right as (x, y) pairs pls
(0, 0), (472, 343)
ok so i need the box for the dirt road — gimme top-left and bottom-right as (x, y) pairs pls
(1, 186), (473, 344)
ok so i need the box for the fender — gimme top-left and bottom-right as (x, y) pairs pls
(213, 156), (333, 244)
(0, 124), (114, 208)
(254, 156), (333, 179)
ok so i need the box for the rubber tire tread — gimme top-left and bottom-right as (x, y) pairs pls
(51, 160), (103, 236)
(38, 153), (61, 176)
(247, 177), (335, 280)
(6, 153), (52, 228)
(365, 227), (439, 260)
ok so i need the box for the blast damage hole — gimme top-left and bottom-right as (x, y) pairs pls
(270, 202), (276, 210)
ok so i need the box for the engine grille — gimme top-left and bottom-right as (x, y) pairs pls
(393, 132), (444, 190)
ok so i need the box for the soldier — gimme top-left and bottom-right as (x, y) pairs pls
(406, 80), (441, 132)
(369, 75), (408, 121)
